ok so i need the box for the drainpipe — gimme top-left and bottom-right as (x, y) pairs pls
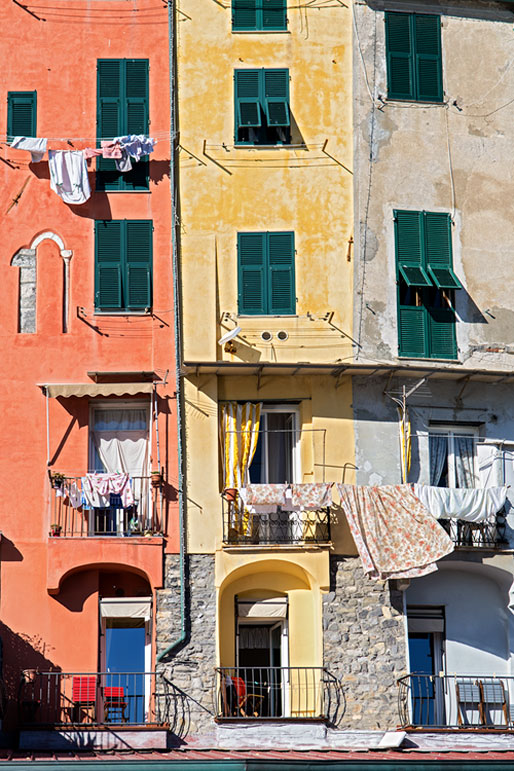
(157, 0), (186, 663)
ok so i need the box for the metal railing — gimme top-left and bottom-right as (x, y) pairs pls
(438, 513), (506, 549)
(398, 673), (514, 729)
(214, 667), (341, 722)
(222, 493), (331, 546)
(19, 671), (172, 727)
(49, 475), (163, 537)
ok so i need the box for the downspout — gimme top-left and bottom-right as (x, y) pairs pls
(157, 0), (186, 662)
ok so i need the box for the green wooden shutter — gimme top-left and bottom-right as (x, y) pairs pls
(125, 220), (152, 309)
(97, 59), (123, 190)
(263, 69), (290, 127)
(7, 91), (37, 142)
(385, 13), (414, 100)
(395, 210), (431, 286)
(268, 232), (295, 314)
(124, 60), (150, 190)
(235, 70), (262, 131)
(414, 15), (443, 102)
(95, 221), (123, 310)
(232, 0), (258, 30)
(398, 306), (427, 358)
(428, 307), (456, 359)
(262, 0), (286, 30)
(424, 212), (461, 289)
(238, 233), (266, 314)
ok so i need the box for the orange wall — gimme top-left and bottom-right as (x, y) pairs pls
(0, 0), (177, 703)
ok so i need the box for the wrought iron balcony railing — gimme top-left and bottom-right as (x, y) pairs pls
(398, 673), (514, 729)
(214, 667), (342, 722)
(19, 671), (172, 727)
(222, 493), (331, 546)
(49, 474), (163, 537)
(438, 513), (506, 549)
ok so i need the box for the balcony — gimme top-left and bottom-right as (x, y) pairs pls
(49, 474), (163, 537)
(398, 674), (514, 729)
(438, 513), (506, 549)
(19, 671), (171, 728)
(214, 667), (341, 722)
(222, 492), (331, 546)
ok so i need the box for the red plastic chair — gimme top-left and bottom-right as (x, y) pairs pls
(103, 685), (128, 723)
(71, 676), (96, 723)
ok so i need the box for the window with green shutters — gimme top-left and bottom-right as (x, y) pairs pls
(95, 220), (153, 312)
(385, 12), (443, 102)
(395, 210), (461, 360)
(238, 231), (295, 315)
(7, 92), (37, 142)
(96, 59), (149, 191)
(234, 69), (290, 145)
(232, 0), (287, 31)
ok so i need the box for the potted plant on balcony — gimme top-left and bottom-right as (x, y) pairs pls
(51, 472), (66, 490)
(223, 487), (238, 502)
(50, 523), (62, 537)
(151, 469), (163, 488)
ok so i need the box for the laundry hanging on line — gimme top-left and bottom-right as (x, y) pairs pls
(49, 150), (91, 205)
(10, 136), (47, 162)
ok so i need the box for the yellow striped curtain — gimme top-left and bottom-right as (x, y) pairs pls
(220, 402), (262, 490)
(398, 406), (411, 484)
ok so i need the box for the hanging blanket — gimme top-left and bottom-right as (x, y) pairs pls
(83, 473), (133, 508)
(412, 484), (507, 523)
(290, 483), (333, 510)
(245, 484), (287, 506)
(336, 484), (454, 580)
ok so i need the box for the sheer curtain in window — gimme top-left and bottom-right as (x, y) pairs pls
(429, 435), (448, 486)
(454, 437), (475, 487)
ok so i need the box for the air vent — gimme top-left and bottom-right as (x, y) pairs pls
(276, 330), (289, 341)
(261, 331), (273, 342)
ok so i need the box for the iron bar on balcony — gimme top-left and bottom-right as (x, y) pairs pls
(438, 514), (506, 549)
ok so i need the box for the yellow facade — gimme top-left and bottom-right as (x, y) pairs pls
(178, 0), (355, 670)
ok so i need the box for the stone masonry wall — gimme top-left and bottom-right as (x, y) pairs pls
(323, 556), (407, 730)
(156, 554), (216, 738)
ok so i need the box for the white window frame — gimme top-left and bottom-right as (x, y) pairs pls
(251, 405), (300, 484)
(88, 400), (151, 473)
(429, 425), (479, 488)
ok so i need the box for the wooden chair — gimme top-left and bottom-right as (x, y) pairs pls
(480, 680), (509, 727)
(103, 685), (128, 723)
(71, 675), (96, 723)
(456, 680), (482, 726)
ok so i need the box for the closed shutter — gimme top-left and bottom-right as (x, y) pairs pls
(398, 306), (426, 358)
(263, 69), (290, 127)
(385, 13), (413, 100)
(95, 221), (123, 310)
(97, 60), (122, 140)
(415, 15), (443, 102)
(125, 221), (152, 309)
(268, 232), (295, 314)
(125, 60), (150, 190)
(238, 233), (266, 314)
(428, 307), (456, 359)
(425, 212), (461, 289)
(262, 0), (287, 30)
(7, 91), (37, 142)
(395, 210), (431, 286)
(232, 0), (257, 30)
(235, 70), (262, 129)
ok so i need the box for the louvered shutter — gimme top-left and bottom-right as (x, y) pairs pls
(126, 220), (152, 309)
(232, 0), (257, 30)
(7, 92), (37, 142)
(385, 13), (414, 100)
(125, 60), (150, 190)
(235, 70), (262, 129)
(398, 307), (426, 358)
(424, 212), (461, 289)
(395, 210), (431, 286)
(263, 0), (287, 30)
(97, 60), (123, 190)
(238, 233), (266, 314)
(428, 307), (456, 359)
(268, 232), (295, 315)
(415, 15), (443, 102)
(263, 69), (290, 127)
(95, 221), (123, 310)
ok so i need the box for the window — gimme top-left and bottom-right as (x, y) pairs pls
(429, 427), (477, 488)
(232, 0), (287, 31)
(249, 405), (299, 483)
(407, 607), (445, 726)
(7, 91), (36, 141)
(95, 220), (153, 311)
(234, 69), (290, 145)
(395, 210), (461, 359)
(96, 59), (149, 191)
(385, 12), (443, 102)
(238, 232), (295, 315)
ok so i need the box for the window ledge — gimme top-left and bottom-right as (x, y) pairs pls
(232, 29), (290, 33)
(233, 143), (302, 150)
(385, 98), (445, 106)
(397, 356), (461, 364)
(95, 190), (151, 194)
(94, 311), (152, 317)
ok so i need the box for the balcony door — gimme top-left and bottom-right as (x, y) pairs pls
(407, 607), (445, 726)
(236, 620), (289, 718)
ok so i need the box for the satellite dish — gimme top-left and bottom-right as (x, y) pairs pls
(218, 326), (242, 345)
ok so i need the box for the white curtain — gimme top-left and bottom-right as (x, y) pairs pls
(429, 435), (448, 486)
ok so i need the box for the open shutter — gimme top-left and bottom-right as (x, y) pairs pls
(125, 221), (152, 309)
(425, 212), (461, 289)
(263, 69), (290, 126)
(398, 306), (427, 358)
(395, 210), (431, 286)
(414, 15), (443, 102)
(428, 307), (456, 359)
(7, 92), (37, 142)
(235, 70), (262, 129)
(385, 13), (414, 100)
(95, 221), (123, 310)
(232, 0), (257, 30)
(238, 233), (266, 315)
(268, 232), (295, 315)
(263, 0), (287, 30)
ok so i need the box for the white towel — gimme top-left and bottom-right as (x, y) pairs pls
(49, 150), (91, 204)
(412, 484), (508, 523)
(11, 136), (47, 162)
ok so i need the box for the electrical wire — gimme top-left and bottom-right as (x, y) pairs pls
(444, 106), (456, 221)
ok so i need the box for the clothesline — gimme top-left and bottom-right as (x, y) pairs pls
(1, 133), (169, 144)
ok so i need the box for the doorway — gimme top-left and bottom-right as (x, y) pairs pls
(407, 606), (445, 726)
(236, 620), (289, 717)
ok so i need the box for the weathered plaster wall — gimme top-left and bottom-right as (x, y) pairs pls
(353, 0), (514, 370)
